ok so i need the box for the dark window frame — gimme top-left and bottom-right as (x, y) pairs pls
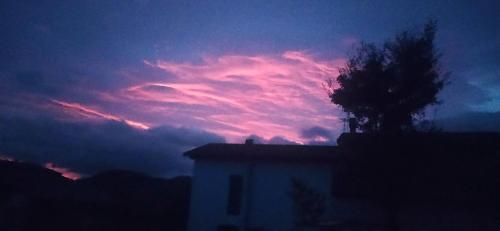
(227, 175), (244, 215)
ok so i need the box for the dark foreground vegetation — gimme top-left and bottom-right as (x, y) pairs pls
(0, 160), (191, 231)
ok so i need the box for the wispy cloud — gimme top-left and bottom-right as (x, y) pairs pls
(51, 99), (150, 130)
(44, 162), (81, 180)
(0, 50), (346, 177)
(121, 51), (345, 142)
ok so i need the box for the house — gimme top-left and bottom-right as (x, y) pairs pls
(185, 133), (500, 231)
(184, 139), (338, 231)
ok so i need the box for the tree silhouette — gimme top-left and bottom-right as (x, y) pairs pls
(329, 21), (445, 133)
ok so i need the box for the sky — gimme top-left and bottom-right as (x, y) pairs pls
(0, 0), (499, 178)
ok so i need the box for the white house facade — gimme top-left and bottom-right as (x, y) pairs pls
(184, 133), (500, 231)
(184, 141), (338, 231)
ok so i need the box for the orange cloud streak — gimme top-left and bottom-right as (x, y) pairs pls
(44, 163), (81, 180)
(127, 51), (345, 142)
(51, 99), (150, 130)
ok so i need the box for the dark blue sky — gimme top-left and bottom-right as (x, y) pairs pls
(0, 0), (498, 177)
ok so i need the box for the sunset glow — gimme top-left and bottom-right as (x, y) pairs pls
(116, 51), (345, 142)
(44, 163), (81, 180)
(51, 99), (150, 130)
(0, 0), (497, 177)
(35, 51), (347, 143)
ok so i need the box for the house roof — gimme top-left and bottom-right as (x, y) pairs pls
(184, 143), (338, 162)
(184, 132), (500, 162)
(185, 132), (500, 207)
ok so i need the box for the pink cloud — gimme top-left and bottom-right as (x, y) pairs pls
(45, 51), (345, 143)
(0, 156), (80, 180)
(122, 51), (346, 142)
(51, 99), (150, 130)
(44, 162), (81, 180)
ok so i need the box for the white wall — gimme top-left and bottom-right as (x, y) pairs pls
(187, 159), (333, 231)
(188, 159), (500, 231)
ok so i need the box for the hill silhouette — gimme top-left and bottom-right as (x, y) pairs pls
(0, 160), (191, 231)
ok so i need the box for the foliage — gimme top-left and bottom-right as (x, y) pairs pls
(329, 20), (445, 133)
(289, 178), (326, 229)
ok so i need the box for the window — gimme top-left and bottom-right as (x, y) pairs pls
(226, 175), (243, 215)
(217, 224), (239, 231)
